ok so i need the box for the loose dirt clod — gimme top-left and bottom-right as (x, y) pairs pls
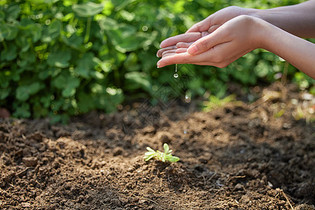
(22, 157), (38, 167)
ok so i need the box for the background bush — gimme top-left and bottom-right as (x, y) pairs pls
(0, 0), (314, 122)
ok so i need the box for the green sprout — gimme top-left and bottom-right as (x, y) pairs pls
(144, 143), (180, 163)
(202, 95), (238, 112)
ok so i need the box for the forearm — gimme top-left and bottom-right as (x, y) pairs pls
(249, 0), (315, 38)
(258, 19), (315, 78)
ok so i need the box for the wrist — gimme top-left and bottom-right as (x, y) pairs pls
(248, 16), (271, 49)
(246, 8), (266, 21)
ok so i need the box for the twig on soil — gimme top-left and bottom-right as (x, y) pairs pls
(142, 197), (158, 205)
(202, 172), (217, 188)
(227, 175), (246, 182)
(280, 189), (294, 210)
(16, 168), (30, 177)
(208, 172), (217, 182)
(201, 175), (207, 187)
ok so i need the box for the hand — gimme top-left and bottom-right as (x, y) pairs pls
(157, 15), (263, 68)
(156, 32), (209, 57)
(157, 6), (252, 53)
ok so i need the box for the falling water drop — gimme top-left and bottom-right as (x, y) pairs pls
(174, 64), (178, 78)
(185, 95), (191, 103)
(184, 90), (192, 103)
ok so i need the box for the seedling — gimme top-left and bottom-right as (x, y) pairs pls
(144, 143), (180, 163)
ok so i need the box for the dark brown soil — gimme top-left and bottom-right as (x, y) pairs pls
(1, 83), (314, 209)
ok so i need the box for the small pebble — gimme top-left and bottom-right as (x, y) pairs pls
(22, 157), (38, 167)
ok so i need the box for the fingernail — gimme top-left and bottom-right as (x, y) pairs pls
(157, 63), (160, 68)
(188, 45), (198, 55)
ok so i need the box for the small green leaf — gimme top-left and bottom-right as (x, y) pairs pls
(42, 20), (61, 42)
(0, 11), (5, 21)
(72, 2), (104, 17)
(13, 103), (31, 118)
(106, 27), (146, 53)
(77, 92), (95, 113)
(6, 5), (21, 21)
(167, 156), (180, 163)
(16, 82), (42, 101)
(125, 72), (151, 92)
(163, 143), (169, 154)
(16, 35), (30, 52)
(1, 45), (17, 61)
(93, 57), (112, 73)
(18, 51), (36, 67)
(62, 33), (84, 50)
(52, 72), (80, 97)
(47, 50), (71, 68)
(0, 23), (18, 41)
(144, 154), (155, 161)
(29, 24), (42, 42)
(75, 53), (96, 78)
(0, 87), (10, 100)
(146, 147), (155, 152)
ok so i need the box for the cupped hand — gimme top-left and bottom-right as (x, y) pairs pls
(157, 15), (263, 68)
(158, 6), (252, 52)
(186, 6), (252, 34)
(156, 32), (209, 57)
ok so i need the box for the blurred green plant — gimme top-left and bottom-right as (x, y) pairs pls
(0, 0), (313, 122)
(202, 95), (240, 112)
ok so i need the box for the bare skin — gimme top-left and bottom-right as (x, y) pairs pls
(157, 1), (315, 79)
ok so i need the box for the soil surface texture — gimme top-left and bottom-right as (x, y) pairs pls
(1, 83), (314, 209)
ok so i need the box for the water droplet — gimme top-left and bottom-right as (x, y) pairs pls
(173, 64), (178, 78)
(185, 95), (191, 103)
(184, 90), (192, 103)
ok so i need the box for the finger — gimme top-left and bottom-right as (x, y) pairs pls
(156, 45), (177, 57)
(187, 31), (228, 56)
(198, 42), (252, 68)
(176, 48), (188, 53)
(208, 25), (220, 33)
(161, 48), (188, 59)
(158, 53), (219, 68)
(201, 31), (210, 37)
(157, 52), (194, 68)
(158, 48), (220, 67)
(176, 42), (193, 48)
(158, 40), (251, 68)
(162, 49), (177, 57)
(158, 41), (229, 68)
(162, 50), (245, 68)
(160, 32), (202, 48)
(186, 16), (212, 33)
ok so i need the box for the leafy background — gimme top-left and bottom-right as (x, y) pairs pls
(0, 0), (314, 122)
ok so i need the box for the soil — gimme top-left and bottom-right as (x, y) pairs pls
(0, 82), (314, 209)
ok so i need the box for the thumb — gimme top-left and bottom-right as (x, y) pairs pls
(187, 34), (216, 55)
(186, 15), (212, 33)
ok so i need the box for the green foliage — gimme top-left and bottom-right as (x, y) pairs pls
(0, 0), (313, 121)
(144, 143), (180, 163)
(202, 95), (240, 112)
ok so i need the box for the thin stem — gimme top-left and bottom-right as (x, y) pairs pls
(84, 17), (92, 43)
(281, 62), (288, 85)
(2, 41), (7, 51)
